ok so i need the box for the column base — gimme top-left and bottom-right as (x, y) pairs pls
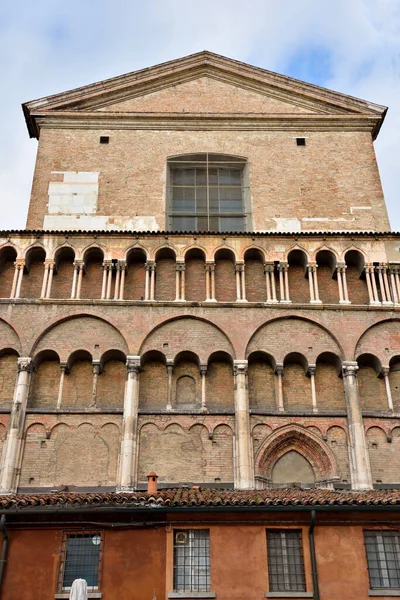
(382, 301), (394, 306)
(339, 300), (351, 305)
(265, 300), (279, 305)
(280, 300), (292, 304)
(310, 300), (322, 304)
(204, 298), (217, 302)
(369, 301), (381, 306)
(236, 299), (248, 303)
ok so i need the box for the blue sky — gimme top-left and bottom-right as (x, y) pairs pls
(1, 0), (399, 229)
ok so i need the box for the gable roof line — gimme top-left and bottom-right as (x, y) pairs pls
(22, 51), (387, 139)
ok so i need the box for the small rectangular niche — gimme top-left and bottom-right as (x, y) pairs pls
(100, 136), (109, 144)
(296, 138), (306, 146)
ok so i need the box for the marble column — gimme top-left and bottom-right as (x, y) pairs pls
(117, 356), (141, 491)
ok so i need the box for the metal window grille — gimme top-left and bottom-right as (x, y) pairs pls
(173, 529), (211, 592)
(57, 531), (104, 592)
(167, 153), (249, 232)
(365, 531), (400, 589)
(267, 530), (306, 592)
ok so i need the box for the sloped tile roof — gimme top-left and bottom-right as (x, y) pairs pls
(1, 488), (400, 510)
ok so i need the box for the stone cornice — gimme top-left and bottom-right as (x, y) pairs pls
(32, 111), (382, 137)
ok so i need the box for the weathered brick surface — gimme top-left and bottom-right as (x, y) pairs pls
(185, 254), (206, 301)
(0, 353), (18, 408)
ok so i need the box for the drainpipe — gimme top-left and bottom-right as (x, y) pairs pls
(309, 510), (320, 600)
(0, 515), (8, 596)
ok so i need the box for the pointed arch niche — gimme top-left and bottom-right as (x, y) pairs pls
(254, 425), (340, 489)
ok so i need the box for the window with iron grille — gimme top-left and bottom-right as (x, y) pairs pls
(173, 529), (211, 592)
(167, 153), (250, 232)
(267, 530), (306, 593)
(365, 531), (400, 589)
(57, 531), (104, 592)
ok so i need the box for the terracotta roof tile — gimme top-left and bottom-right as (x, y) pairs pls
(1, 488), (400, 511)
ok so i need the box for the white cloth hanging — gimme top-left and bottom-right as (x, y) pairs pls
(69, 579), (88, 600)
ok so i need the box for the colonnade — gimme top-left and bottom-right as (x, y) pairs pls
(0, 355), (373, 493)
(4, 255), (400, 305)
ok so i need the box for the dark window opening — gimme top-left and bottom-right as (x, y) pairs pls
(167, 153), (249, 232)
(296, 138), (306, 146)
(57, 531), (103, 592)
(267, 530), (306, 593)
(100, 136), (109, 144)
(173, 529), (211, 593)
(365, 531), (400, 589)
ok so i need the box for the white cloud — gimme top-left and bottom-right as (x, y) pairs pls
(1, 0), (400, 228)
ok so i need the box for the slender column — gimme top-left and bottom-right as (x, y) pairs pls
(389, 267), (399, 305)
(106, 262), (113, 300)
(90, 361), (101, 408)
(180, 265), (185, 301)
(15, 261), (24, 299)
(365, 265), (377, 305)
(118, 356), (141, 491)
(270, 265), (277, 302)
(342, 362), (372, 490)
(175, 265), (180, 301)
(377, 265), (388, 303)
(308, 365), (318, 413)
(369, 264), (380, 304)
(200, 364), (207, 412)
(337, 263), (350, 304)
(278, 264), (285, 302)
(56, 363), (68, 410)
(10, 263), (19, 299)
(101, 263), (108, 300)
(119, 261), (126, 300)
(382, 264), (393, 305)
(45, 261), (55, 299)
(114, 263), (121, 300)
(144, 262), (151, 300)
(240, 263), (246, 302)
(166, 359), (174, 411)
(235, 265), (242, 301)
(284, 264), (290, 302)
(0, 357), (33, 493)
(71, 261), (79, 299)
(233, 360), (254, 489)
(381, 367), (394, 412)
(205, 264), (211, 301)
(210, 264), (216, 301)
(150, 263), (156, 301)
(275, 364), (284, 412)
(395, 268), (400, 303)
(307, 264), (315, 302)
(76, 261), (84, 299)
(40, 263), (49, 299)
(312, 265), (321, 303)
(264, 263), (272, 303)
(336, 266), (344, 303)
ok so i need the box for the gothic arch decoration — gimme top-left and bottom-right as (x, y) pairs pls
(254, 424), (340, 487)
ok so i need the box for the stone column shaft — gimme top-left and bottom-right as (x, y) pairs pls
(382, 367), (394, 412)
(275, 364), (284, 412)
(0, 357), (33, 493)
(118, 356), (141, 491)
(119, 261), (126, 300)
(308, 365), (318, 413)
(15, 265), (24, 299)
(56, 363), (67, 410)
(342, 361), (372, 490)
(390, 270), (399, 304)
(114, 264), (121, 300)
(45, 262), (54, 299)
(307, 265), (315, 302)
(40, 264), (49, 299)
(233, 360), (254, 489)
(166, 360), (174, 411)
(10, 264), (19, 299)
(76, 263), (83, 299)
(200, 365), (207, 412)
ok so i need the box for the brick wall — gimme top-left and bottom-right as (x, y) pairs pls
(62, 359), (93, 408)
(185, 254), (206, 301)
(20, 249), (45, 298)
(96, 360), (126, 409)
(315, 361), (345, 411)
(358, 366), (387, 412)
(245, 256), (267, 302)
(248, 359), (276, 410)
(139, 359), (168, 409)
(124, 260), (146, 300)
(0, 353), (17, 408)
(215, 254), (236, 302)
(155, 254), (176, 301)
(52, 257), (74, 299)
(283, 363), (311, 411)
(206, 358), (234, 409)
(29, 359), (60, 408)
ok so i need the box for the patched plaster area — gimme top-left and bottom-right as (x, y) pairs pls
(45, 171), (159, 231)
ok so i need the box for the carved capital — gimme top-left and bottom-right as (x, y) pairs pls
(381, 366), (390, 378)
(199, 364), (207, 376)
(233, 359), (248, 377)
(278, 262), (288, 272)
(275, 364), (284, 376)
(264, 262), (275, 274)
(126, 355), (141, 374)
(17, 357), (33, 373)
(307, 364), (317, 377)
(145, 261), (156, 272)
(205, 262), (215, 273)
(176, 263), (185, 272)
(342, 361), (359, 378)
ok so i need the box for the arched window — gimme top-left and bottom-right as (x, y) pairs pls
(167, 153), (250, 232)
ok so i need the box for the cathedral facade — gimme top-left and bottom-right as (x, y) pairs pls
(0, 52), (400, 600)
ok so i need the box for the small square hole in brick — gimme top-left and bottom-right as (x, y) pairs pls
(296, 137), (306, 146)
(100, 136), (110, 144)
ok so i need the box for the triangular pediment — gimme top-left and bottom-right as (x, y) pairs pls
(94, 75), (316, 115)
(23, 51), (387, 138)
